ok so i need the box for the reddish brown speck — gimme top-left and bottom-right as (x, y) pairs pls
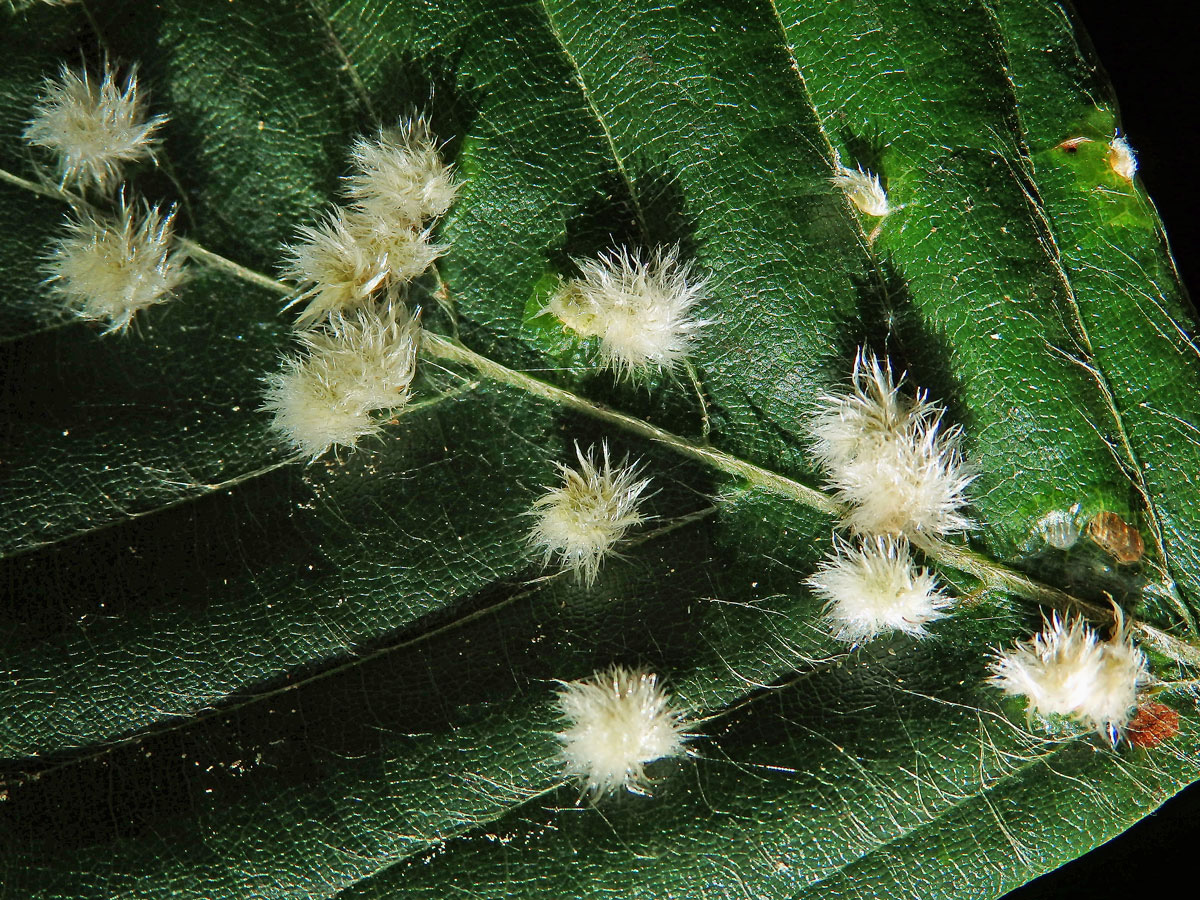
(1126, 701), (1180, 749)
(1056, 136), (1092, 154)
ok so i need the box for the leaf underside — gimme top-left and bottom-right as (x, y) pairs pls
(0, 1), (1197, 899)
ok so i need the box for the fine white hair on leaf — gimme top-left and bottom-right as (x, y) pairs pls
(547, 245), (708, 380)
(281, 206), (444, 327)
(44, 198), (187, 334)
(989, 612), (1149, 742)
(807, 535), (951, 643)
(555, 665), (691, 798)
(1109, 134), (1137, 181)
(261, 302), (421, 460)
(343, 115), (460, 226)
(809, 349), (973, 537)
(24, 60), (166, 193)
(831, 165), (890, 217)
(528, 442), (651, 586)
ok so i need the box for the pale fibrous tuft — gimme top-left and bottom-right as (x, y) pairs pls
(343, 116), (460, 226)
(807, 535), (951, 642)
(281, 206), (443, 327)
(528, 442), (650, 586)
(989, 612), (1148, 742)
(1108, 135), (1137, 181)
(24, 61), (166, 192)
(44, 199), (186, 334)
(547, 245), (708, 379)
(810, 349), (973, 537)
(831, 165), (890, 217)
(555, 665), (691, 797)
(281, 116), (456, 327)
(262, 303), (420, 459)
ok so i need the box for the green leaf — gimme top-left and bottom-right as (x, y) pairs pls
(1, 0), (1197, 898)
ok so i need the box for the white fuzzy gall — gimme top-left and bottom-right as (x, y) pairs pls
(343, 116), (459, 226)
(807, 536), (951, 642)
(281, 206), (443, 327)
(555, 665), (691, 797)
(262, 303), (420, 459)
(989, 612), (1148, 742)
(528, 442), (650, 586)
(548, 245), (707, 380)
(1108, 135), (1137, 182)
(24, 61), (165, 192)
(44, 200), (186, 334)
(810, 350), (972, 537)
(831, 165), (890, 218)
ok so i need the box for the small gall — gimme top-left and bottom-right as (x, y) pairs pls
(527, 442), (650, 586)
(44, 199), (187, 334)
(547, 245), (708, 380)
(989, 612), (1148, 741)
(261, 303), (420, 460)
(343, 115), (460, 226)
(1108, 135), (1137, 181)
(807, 535), (951, 643)
(555, 665), (691, 798)
(24, 60), (166, 193)
(808, 349), (973, 537)
(831, 165), (890, 217)
(1037, 505), (1082, 550)
(281, 206), (443, 327)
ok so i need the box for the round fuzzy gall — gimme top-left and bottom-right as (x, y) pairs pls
(24, 61), (165, 193)
(807, 535), (951, 642)
(343, 115), (460, 226)
(547, 245), (708, 380)
(262, 303), (420, 460)
(44, 199), (186, 334)
(555, 665), (691, 797)
(809, 349), (973, 538)
(831, 165), (890, 217)
(528, 442), (650, 586)
(989, 612), (1149, 741)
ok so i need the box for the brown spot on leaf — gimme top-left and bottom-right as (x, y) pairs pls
(1126, 701), (1180, 749)
(1086, 511), (1144, 564)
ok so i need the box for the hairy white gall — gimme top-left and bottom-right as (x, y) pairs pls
(344, 116), (459, 226)
(528, 442), (650, 586)
(282, 206), (443, 327)
(831, 165), (890, 217)
(548, 245), (707, 380)
(989, 612), (1148, 742)
(555, 665), (691, 797)
(262, 303), (420, 459)
(281, 115), (456, 327)
(44, 199), (187, 333)
(810, 349), (973, 537)
(807, 535), (951, 642)
(24, 61), (166, 192)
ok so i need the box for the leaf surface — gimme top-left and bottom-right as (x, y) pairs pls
(0, 1), (1198, 898)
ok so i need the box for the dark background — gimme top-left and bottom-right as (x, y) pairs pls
(1004, 3), (1199, 897)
